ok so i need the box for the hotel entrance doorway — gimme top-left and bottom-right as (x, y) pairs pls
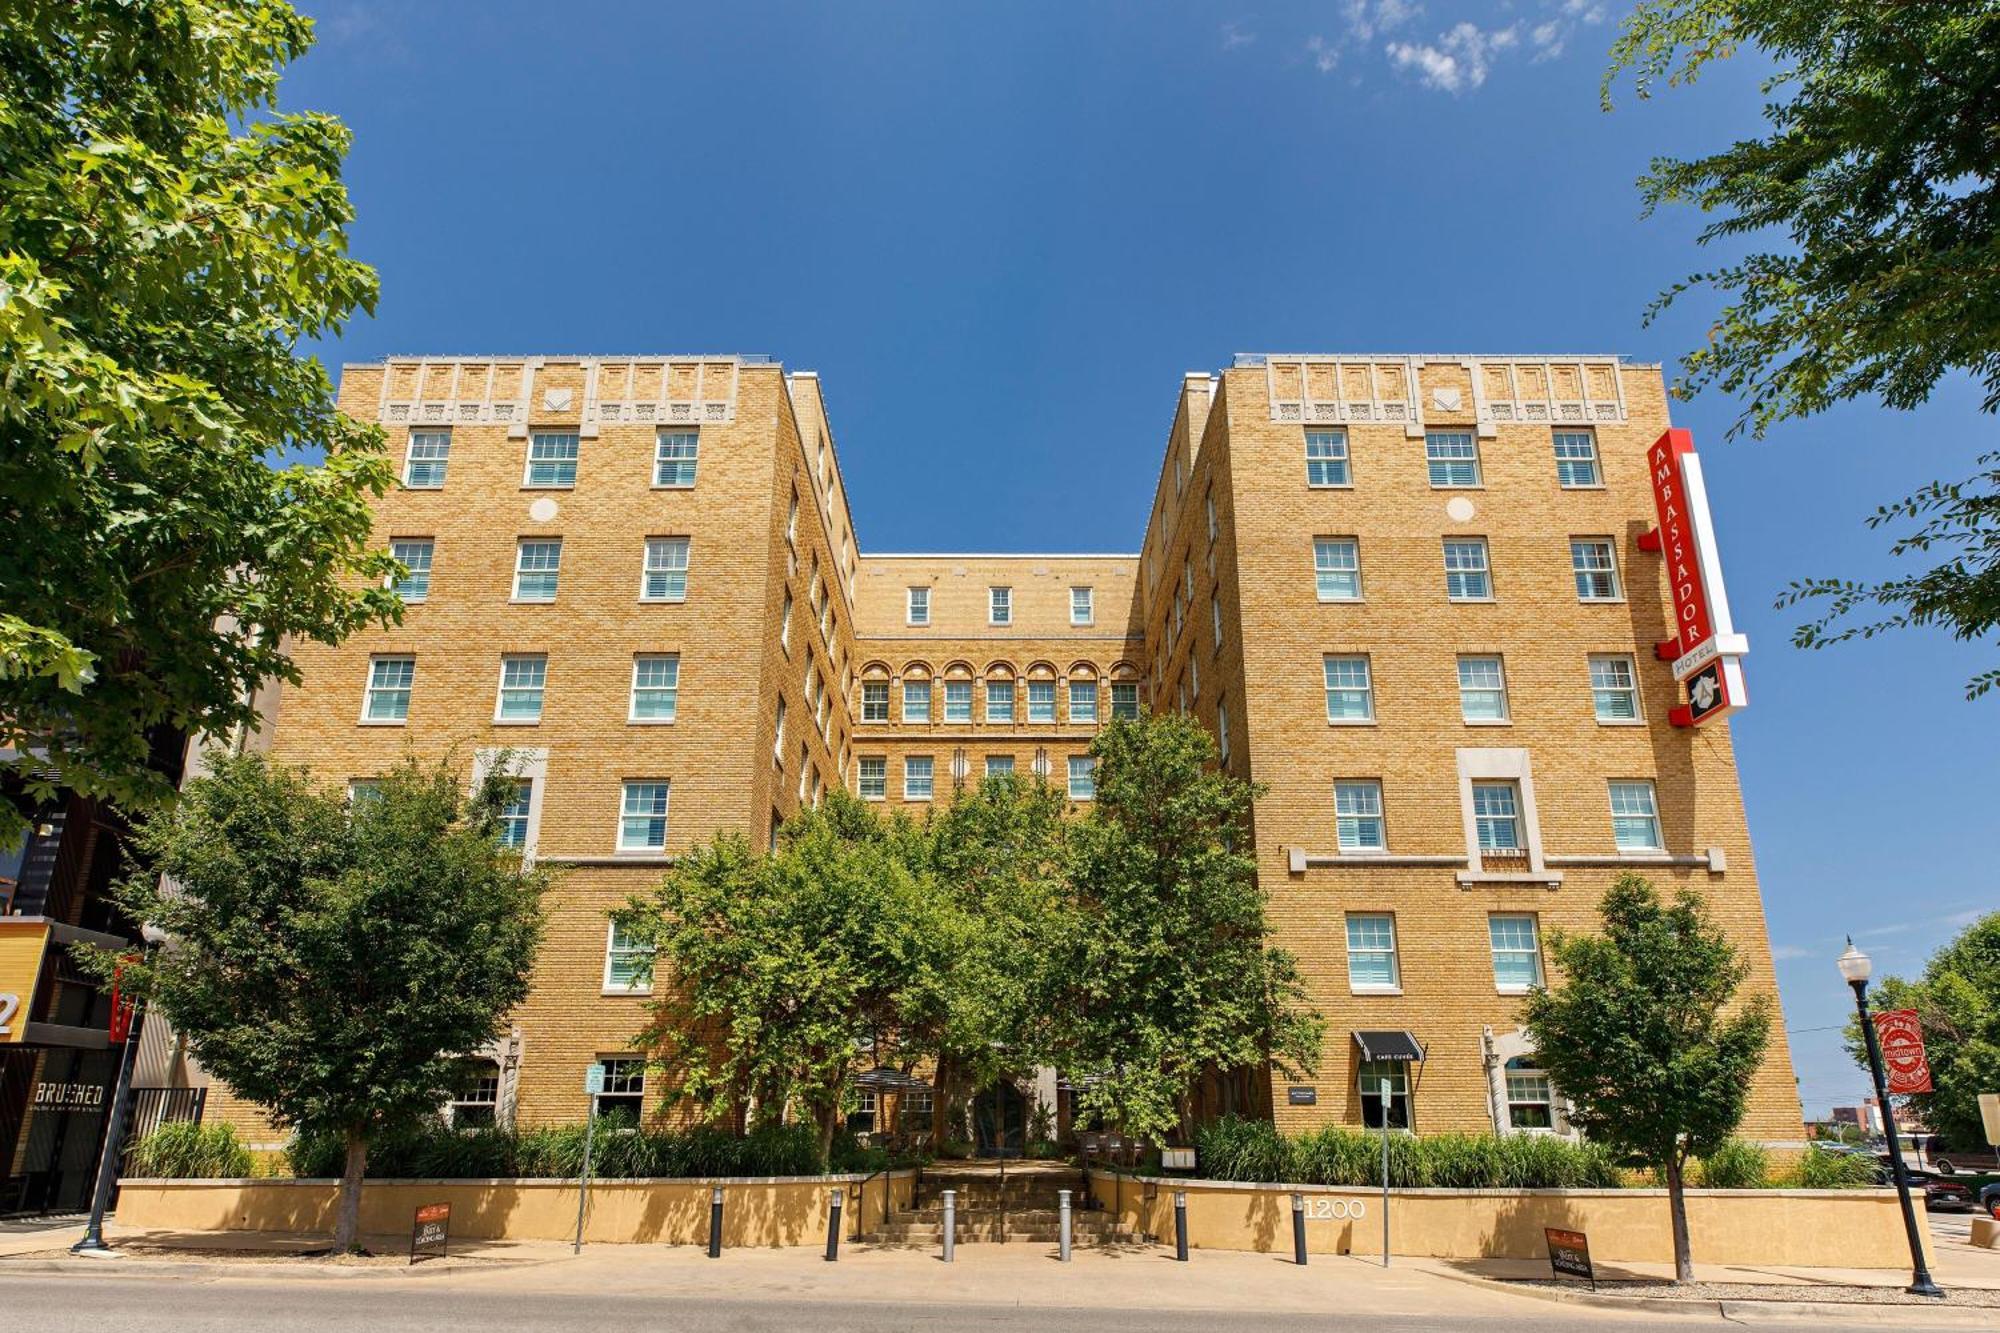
(972, 1081), (1026, 1158)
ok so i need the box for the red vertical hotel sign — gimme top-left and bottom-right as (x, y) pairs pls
(1643, 428), (1748, 726)
(1647, 429), (1715, 663)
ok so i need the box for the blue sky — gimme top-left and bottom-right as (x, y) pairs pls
(288, 1), (1996, 1118)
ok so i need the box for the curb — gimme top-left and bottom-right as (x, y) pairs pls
(0, 1250), (568, 1281)
(1421, 1264), (1998, 1327)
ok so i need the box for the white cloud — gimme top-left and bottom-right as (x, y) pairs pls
(1386, 21), (1517, 94)
(1770, 944), (1811, 961)
(1346, 0), (1424, 42)
(1221, 21), (1257, 51)
(1304, 34), (1340, 73)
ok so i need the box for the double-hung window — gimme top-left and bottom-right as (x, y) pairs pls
(1609, 780), (1663, 851)
(907, 587), (930, 626)
(943, 680), (973, 724)
(857, 756), (887, 800)
(525, 431), (579, 487)
(1472, 781), (1522, 850)
(1553, 429), (1600, 487)
(1505, 1060), (1555, 1130)
(1425, 430), (1480, 487)
(989, 586), (1012, 625)
(604, 921), (653, 993)
(986, 680), (1014, 723)
(653, 429), (698, 487)
(1028, 680), (1056, 723)
(1071, 587), (1093, 625)
(779, 591), (793, 652)
(1211, 596), (1223, 651)
(904, 756), (934, 800)
(1489, 915), (1543, 991)
(513, 539), (562, 601)
(985, 754), (1014, 777)
(1443, 538), (1491, 601)
(1067, 755), (1095, 800)
(364, 656), (414, 722)
(403, 430), (451, 488)
(1346, 914), (1399, 991)
(1323, 655), (1375, 722)
(594, 1058), (645, 1121)
(496, 779), (532, 849)
(1069, 681), (1099, 723)
(496, 654), (547, 722)
(861, 681), (889, 723)
(1571, 539), (1621, 600)
(642, 537), (690, 602)
(1335, 780), (1385, 852)
(1359, 1060), (1412, 1130)
(630, 655), (680, 722)
(1457, 655), (1508, 722)
(1589, 655), (1640, 721)
(1110, 682), (1140, 720)
(390, 539), (434, 601)
(1305, 429), (1350, 487)
(618, 780), (670, 852)
(902, 679), (931, 723)
(1314, 538), (1361, 601)
(1217, 699), (1231, 765)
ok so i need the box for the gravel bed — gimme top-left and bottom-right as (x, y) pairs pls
(1511, 1278), (2000, 1307)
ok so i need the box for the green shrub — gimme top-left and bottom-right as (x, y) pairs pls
(1195, 1118), (1623, 1189)
(1195, 1115), (1295, 1182)
(1695, 1139), (1770, 1189)
(286, 1117), (849, 1180)
(126, 1121), (254, 1179)
(1791, 1146), (1882, 1189)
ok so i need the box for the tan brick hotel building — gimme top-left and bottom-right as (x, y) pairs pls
(200, 352), (1801, 1147)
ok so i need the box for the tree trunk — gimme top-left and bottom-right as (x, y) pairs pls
(818, 1102), (839, 1167)
(333, 1127), (369, 1253)
(1663, 1153), (1693, 1282)
(931, 1053), (951, 1154)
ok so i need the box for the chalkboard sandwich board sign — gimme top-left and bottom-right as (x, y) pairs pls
(411, 1202), (450, 1264)
(1544, 1226), (1593, 1288)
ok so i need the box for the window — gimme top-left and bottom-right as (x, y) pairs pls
(630, 655), (679, 722)
(986, 679), (1014, 723)
(347, 779), (383, 805)
(1609, 780), (1663, 851)
(496, 778), (532, 849)
(773, 697), (787, 760)
(907, 587), (930, 626)
(901, 1088), (934, 1129)
(1071, 586), (1093, 625)
(861, 680), (889, 723)
(1504, 1059), (1555, 1130)
(1217, 699), (1231, 766)
(1335, 781), (1386, 852)
(1489, 915), (1543, 991)
(403, 430), (451, 488)
(496, 654), (547, 723)
(525, 431), (579, 487)
(1189, 654), (1199, 699)
(1359, 1060), (1411, 1130)
(1443, 538), (1491, 601)
(857, 756), (887, 800)
(989, 586), (1012, 625)
(1211, 596), (1223, 651)
(930, 678), (965, 723)
(390, 539), (434, 601)
(1571, 539), (1621, 600)
(1314, 538), (1361, 601)
(1110, 682), (1140, 720)
(593, 1058), (645, 1121)
(904, 755), (934, 800)
(450, 1060), (500, 1129)
(618, 781), (670, 852)
(1346, 914), (1399, 991)
(1067, 755), (1095, 800)
(513, 539), (562, 601)
(779, 591), (793, 652)
(1206, 491), (1218, 543)
(1027, 680), (1056, 723)
(642, 537), (690, 602)
(1589, 655), (1640, 721)
(1305, 429), (1350, 487)
(786, 490), (799, 546)
(1553, 429), (1601, 488)
(986, 755), (1014, 777)
(604, 921), (653, 993)
(1069, 680), (1098, 723)
(1425, 430), (1480, 487)
(1457, 656), (1508, 723)
(1472, 781), (1522, 851)
(902, 679), (931, 723)
(653, 429), (699, 487)
(1323, 655), (1375, 722)
(364, 656), (414, 722)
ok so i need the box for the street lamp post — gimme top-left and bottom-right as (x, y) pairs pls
(1838, 939), (1942, 1299)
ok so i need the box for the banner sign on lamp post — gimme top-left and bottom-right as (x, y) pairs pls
(1874, 1009), (1933, 1095)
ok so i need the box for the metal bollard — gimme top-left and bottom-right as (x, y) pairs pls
(941, 1188), (956, 1263)
(1291, 1193), (1307, 1266)
(1059, 1188), (1073, 1262)
(1174, 1191), (1189, 1262)
(825, 1188), (843, 1262)
(708, 1185), (724, 1259)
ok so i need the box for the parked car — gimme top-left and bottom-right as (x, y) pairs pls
(1924, 1136), (2000, 1175)
(1980, 1180), (2000, 1221)
(1912, 1171), (1975, 1212)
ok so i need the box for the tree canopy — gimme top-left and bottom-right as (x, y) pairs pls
(1605, 2), (2000, 696)
(107, 753), (549, 1250)
(0, 0), (399, 842)
(1522, 874), (1771, 1281)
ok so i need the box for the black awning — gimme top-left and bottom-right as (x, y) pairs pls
(1353, 1030), (1425, 1062)
(853, 1066), (932, 1091)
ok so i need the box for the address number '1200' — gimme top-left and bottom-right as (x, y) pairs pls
(1304, 1198), (1367, 1220)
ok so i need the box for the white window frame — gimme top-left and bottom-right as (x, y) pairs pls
(985, 754), (1014, 777)
(943, 679), (973, 723)
(1109, 682), (1140, 720)
(861, 680), (889, 724)
(641, 537), (690, 603)
(653, 429), (699, 488)
(773, 696), (787, 762)
(1314, 537), (1362, 602)
(779, 590), (794, 653)
(1359, 1059), (1413, 1130)
(362, 655), (415, 724)
(1217, 698), (1230, 766)
(1069, 680), (1099, 724)
(989, 586), (1012, 626)
(1552, 428), (1602, 488)
(985, 678), (1015, 723)
(1589, 654), (1642, 723)
(1454, 748), (1555, 882)
(1323, 654), (1375, 724)
(857, 756), (887, 800)
(617, 780), (670, 853)
(1504, 1061), (1556, 1131)
(1345, 913), (1400, 993)
(1305, 428), (1350, 487)
(603, 920), (655, 994)
(495, 777), (533, 849)
(904, 755), (934, 801)
(1425, 430), (1481, 488)
(902, 679), (931, 724)
(1334, 780), (1386, 852)
(1570, 538), (1622, 602)
(1489, 914), (1543, 993)
(389, 538), (434, 602)
(907, 586), (930, 626)
(1070, 586), (1094, 626)
(1211, 596), (1223, 652)
(1472, 780), (1522, 851)
(523, 430), (580, 488)
(1066, 755), (1095, 801)
(403, 430), (451, 489)
(1456, 655), (1509, 724)
(1443, 538), (1492, 602)
(495, 654), (548, 724)
(512, 539), (562, 602)
(629, 654), (680, 724)
(1609, 779), (1664, 852)
(1027, 680), (1056, 723)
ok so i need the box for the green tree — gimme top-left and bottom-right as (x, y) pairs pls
(1605, 3), (2000, 696)
(1522, 875), (1772, 1281)
(0, 0), (399, 842)
(1844, 911), (2000, 1156)
(104, 754), (548, 1251)
(1049, 714), (1322, 1142)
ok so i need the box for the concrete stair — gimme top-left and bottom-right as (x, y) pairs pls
(855, 1164), (1147, 1248)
